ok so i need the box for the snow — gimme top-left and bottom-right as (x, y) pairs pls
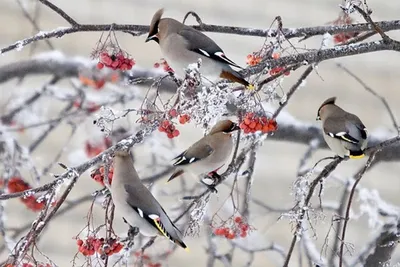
(15, 41), (24, 51)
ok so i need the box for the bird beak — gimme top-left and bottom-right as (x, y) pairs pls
(232, 123), (241, 131)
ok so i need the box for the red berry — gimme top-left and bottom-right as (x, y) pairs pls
(172, 129), (180, 137)
(169, 109), (178, 117)
(77, 239), (83, 246)
(97, 62), (104, 69)
(234, 216), (242, 224)
(167, 133), (174, 139)
(162, 120), (170, 128)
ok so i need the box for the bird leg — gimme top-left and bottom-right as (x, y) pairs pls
(200, 171), (221, 193)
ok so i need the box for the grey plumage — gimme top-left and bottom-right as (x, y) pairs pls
(145, 8), (252, 88)
(111, 150), (188, 250)
(168, 120), (240, 182)
(317, 97), (368, 158)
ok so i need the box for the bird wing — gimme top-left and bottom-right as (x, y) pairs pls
(179, 27), (243, 69)
(323, 116), (367, 144)
(172, 140), (214, 166)
(124, 184), (186, 248)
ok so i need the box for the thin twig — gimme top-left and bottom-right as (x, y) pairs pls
(338, 152), (377, 267)
(38, 0), (79, 26)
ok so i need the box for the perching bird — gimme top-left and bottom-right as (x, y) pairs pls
(168, 120), (240, 186)
(111, 150), (188, 250)
(145, 9), (252, 88)
(316, 97), (368, 159)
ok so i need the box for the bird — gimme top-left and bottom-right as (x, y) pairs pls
(145, 8), (252, 89)
(168, 119), (240, 187)
(316, 97), (368, 159)
(111, 150), (188, 250)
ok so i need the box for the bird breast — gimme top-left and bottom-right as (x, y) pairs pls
(187, 133), (234, 176)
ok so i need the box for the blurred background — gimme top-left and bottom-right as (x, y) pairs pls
(0, 0), (400, 266)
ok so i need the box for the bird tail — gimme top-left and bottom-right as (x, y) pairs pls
(167, 169), (184, 183)
(220, 70), (253, 89)
(349, 150), (365, 159)
(174, 239), (190, 252)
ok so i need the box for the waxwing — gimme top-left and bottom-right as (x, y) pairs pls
(111, 150), (188, 250)
(168, 120), (240, 186)
(317, 97), (368, 159)
(146, 9), (252, 88)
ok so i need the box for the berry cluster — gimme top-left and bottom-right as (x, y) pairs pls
(134, 251), (161, 267)
(269, 52), (290, 76)
(73, 100), (101, 114)
(239, 113), (278, 134)
(329, 14), (360, 44)
(269, 67), (290, 76)
(154, 58), (174, 73)
(76, 237), (123, 257)
(84, 137), (112, 158)
(158, 120), (180, 139)
(246, 54), (262, 66)
(79, 75), (106, 90)
(333, 33), (358, 44)
(178, 114), (190, 124)
(97, 52), (135, 71)
(90, 165), (114, 186)
(5, 177), (55, 212)
(213, 216), (251, 239)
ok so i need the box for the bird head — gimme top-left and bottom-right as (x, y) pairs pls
(317, 97), (337, 121)
(209, 120), (240, 135)
(146, 8), (164, 43)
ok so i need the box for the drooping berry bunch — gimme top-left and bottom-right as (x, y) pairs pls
(97, 52), (135, 71)
(4, 177), (55, 212)
(73, 99), (101, 113)
(269, 52), (290, 76)
(158, 120), (180, 139)
(134, 251), (162, 267)
(84, 137), (112, 158)
(246, 54), (262, 66)
(213, 216), (251, 239)
(239, 112), (278, 134)
(329, 13), (360, 44)
(90, 165), (114, 186)
(154, 58), (174, 73)
(76, 237), (123, 257)
(78, 75), (106, 90)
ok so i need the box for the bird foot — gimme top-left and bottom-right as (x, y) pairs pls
(200, 178), (218, 193)
(128, 226), (140, 239)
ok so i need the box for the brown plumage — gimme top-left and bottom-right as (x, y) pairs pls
(317, 97), (368, 159)
(146, 9), (251, 88)
(168, 120), (240, 182)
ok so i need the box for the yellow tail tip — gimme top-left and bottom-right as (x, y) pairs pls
(246, 84), (255, 90)
(184, 247), (190, 252)
(349, 154), (365, 159)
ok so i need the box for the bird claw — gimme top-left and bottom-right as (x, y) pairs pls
(200, 180), (218, 193)
(128, 226), (139, 239)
